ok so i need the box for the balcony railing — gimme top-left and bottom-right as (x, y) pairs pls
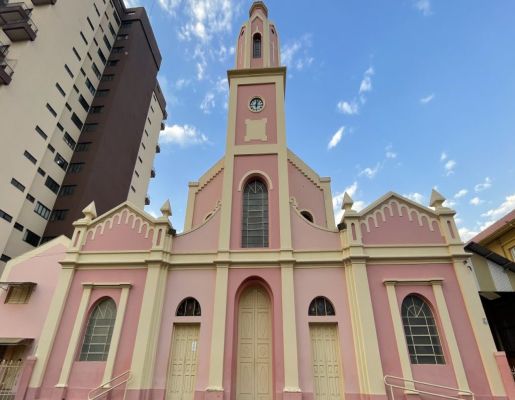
(0, 360), (23, 400)
(0, 2), (38, 41)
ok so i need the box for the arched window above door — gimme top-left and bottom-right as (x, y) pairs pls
(242, 179), (269, 248)
(176, 297), (201, 316)
(308, 296), (335, 316)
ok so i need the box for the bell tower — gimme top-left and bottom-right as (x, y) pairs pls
(218, 1), (292, 253)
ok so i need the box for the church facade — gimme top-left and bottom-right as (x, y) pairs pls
(1, 3), (514, 400)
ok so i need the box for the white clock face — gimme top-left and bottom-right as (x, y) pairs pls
(249, 97), (264, 112)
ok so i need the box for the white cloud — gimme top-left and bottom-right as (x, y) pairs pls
(420, 93), (435, 104)
(332, 182), (366, 222)
(281, 34), (314, 71)
(414, 0), (432, 16)
(328, 127), (344, 150)
(359, 164), (380, 179)
(359, 67), (374, 94)
(481, 194), (515, 220)
(454, 189), (468, 198)
(160, 124), (208, 146)
(443, 199), (456, 208)
(337, 101), (359, 115)
(385, 144), (397, 159)
(440, 152), (447, 161)
(200, 92), (215, 113)
(458, 227), (478, 242)
(444, 159), (456, 176)
(474, 177), (492, 192)
(215, 76), (228, 93)
(175, 78), (191, 89)
(470, 197), (483, 206)
(157, 0), (182, 15)
(404, 192), (425, 205)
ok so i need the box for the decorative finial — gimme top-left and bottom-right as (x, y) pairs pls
(82, 201), (97, 221)
(342, 192), (354, 212)
(160, 199), (172, 218)
(429, 189), (446, 208)
(249, 1), (268, 17)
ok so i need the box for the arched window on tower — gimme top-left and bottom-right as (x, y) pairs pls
(79, 298), (117, 361)
(401, 295), (445, 364)
(308, 296), (335, 316)
(253, 33), (262, 58)
(242, 179), (268, 248)
(176, 297), (201, 316)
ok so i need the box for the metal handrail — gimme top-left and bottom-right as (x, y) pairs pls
(384, 375), (474, 400)
(88, 370), (131, 400)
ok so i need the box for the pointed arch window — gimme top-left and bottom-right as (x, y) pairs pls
(242, 179), (268, 248)
(308, 296), (335, 316)
(402, 295), (445, 364)
(253, 33), (262, 58)
(79, 298), (117, 361)
(176, 297), (201, 316)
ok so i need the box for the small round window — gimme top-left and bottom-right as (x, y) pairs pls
(301, 211), (314, 223)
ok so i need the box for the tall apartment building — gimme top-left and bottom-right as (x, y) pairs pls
(0, 0), (166, 272)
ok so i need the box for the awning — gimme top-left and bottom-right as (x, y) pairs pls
(465, 242), (515, 272)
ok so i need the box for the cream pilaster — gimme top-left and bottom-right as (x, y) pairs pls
(431, 281), (470, 392)
(384, 282), (415, 390)
(345, 260), (385, 395)
(206, 264), (229, 392)
(56, 285), (92, 388)
(280, 263), (301, 393)
(29, 266), (75, 388)
(451, 259), (506, 395)
(128, 263), (168, 390)
(102, 284), (131, 384)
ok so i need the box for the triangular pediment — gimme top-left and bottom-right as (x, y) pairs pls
(358, 192), (437, 218)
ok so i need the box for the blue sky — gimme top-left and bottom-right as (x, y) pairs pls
(125, 0), (515, 240)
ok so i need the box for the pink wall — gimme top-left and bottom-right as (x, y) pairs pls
(230, 155), (280, 249)
(249, 17), (264, 69)
(223, 268), (284, 400)
(290, 210), (340, 251)
(237, 27), (245, 69)
(173, 211), (220, 253)
(82, 211), (153, 251)
(235, 83), (277, 145)
(294, 267), (360, 400)
(192, 169), (224, 228)
(153, 268), (216, 398)
(269, 24), (279, 67)
(39, 268), (146, 397)
(0, 242), (66, 343)
(367, 263), (492, 397)
(287, 163), (327, 227)
(360, 202), (444, 245)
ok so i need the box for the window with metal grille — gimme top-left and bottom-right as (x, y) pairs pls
(176, 297), (201, 316)
(253, 33), (261, 58)
(79, 298), (117, 361)
(242, 179), (268, 248)
(308, 296), (335, 316)
(402, 295), (445, 364)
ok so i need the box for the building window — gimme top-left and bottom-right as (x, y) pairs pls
(57, 122), (64, 131)
(4, 283), (36, 304)
(253, 33), (261, 58)
(76, 142), (91, 152)
(301, 210), (314, 223)
(93, 3), (100, 17)
(56, 82), (66, 96)
(97, 48), (107, 65)
(37, 168), (45, 177)
(45, 176), (60, 194)
(0, 254), (11, 263)
(95, 89), (109, 97)
(35, 126), (48, 140)
(65, 103), (72, 112)
(176, 297), (201, 316)
(10, 178), (25, 192)
(101, 74), (114, 82)
(87, 16), (94, 31)
(308, 296), (335, 316)
(107, 59), (118, 67)
(71, 113), (84, 130)
(23, 229), (41, 247)
(0, 209), (13, 223)
(26, 193), (35, 203)
(50, 209), (68, 222)
(103, 35), (112, 50)
(47, 144), (55, 153)
(402, 295), (445, 365)
(85, 78), (96, 95)
(14, 222), (23, 232)
(79, 95), (90, 112)
(84, 123), (98, 132)
(79, 298), (117, 361)
(59, 185), (76, 197)
(90, 106), (103, 114)
(69, 163), (85, 173)
(242, 179), (269, 248)
(46, 103), (57, 117)
(92, 63), (102, 80)
(64, 64), (74, 78)
(112, 46), (123, 54)
(80, 31), (88, 45)
(73, 47), (82, 61)
(54, 153), (69, 171)
(63, 132), (77, 150)
(34, 202), (51, 220)
(108, 22), (116, 37)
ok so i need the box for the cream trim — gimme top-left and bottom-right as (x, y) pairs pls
(56, 285), (92, 387)
(206, 265), (229, 391)
(102, 285), (130, 384)
(237, 170), (274, 191)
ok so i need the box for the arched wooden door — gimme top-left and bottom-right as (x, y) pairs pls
(236, 285), (273, 400)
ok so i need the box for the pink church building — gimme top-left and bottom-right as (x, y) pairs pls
(0, 3), (514, 400)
